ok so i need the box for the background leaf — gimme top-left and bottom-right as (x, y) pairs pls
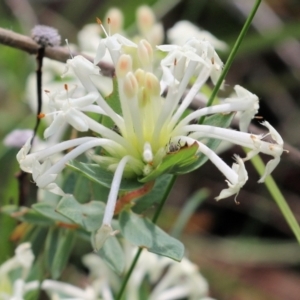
(50, 228), (76, 279)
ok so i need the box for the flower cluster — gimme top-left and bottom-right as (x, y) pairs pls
(42, 244), (215, 300)
(17, 17), (284, 249)
(0, 243), (39, 300)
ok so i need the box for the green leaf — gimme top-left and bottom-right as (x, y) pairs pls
(64, 172), (92, 203)
(51, 228), (76, 279)
(22, 226), (48, 258)
(119, 210), (184, 261)
(98, 235), (125, 275)
(56, 195), (105, 232)
(67, 160), (143, 191)
(32, 202), (73, 224)
(44, 227), (60, 271)
(133, 174), (173, 214)
(1, 205), (54, 226)
(140, 143), (199, 183)
(21, 210), (55, 226)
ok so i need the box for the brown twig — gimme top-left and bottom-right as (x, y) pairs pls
(0, 27), (115, 76)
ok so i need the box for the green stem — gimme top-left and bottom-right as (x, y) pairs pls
(199, 0), (262, 124)
(116, 176), (177, 300)
(250, 154), (300, 243)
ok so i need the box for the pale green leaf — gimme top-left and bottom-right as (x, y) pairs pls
(51, 228), (76, 279)
(119, 210), (184, 261)
(67, 160), (143, 191)
(98, 236), (125, 275)
(56, 195), (105, 232)
(133, 174), (173, 213)
(32, 202), (73, 224)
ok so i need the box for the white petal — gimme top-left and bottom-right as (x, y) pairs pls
(15, 243), (35, 269)
(215, 156), (248, 201)
(115, 33), (137, 48)
(156, 44), (177, 52)
(94, 39), (107, 65)
(65, 109), (89, 131)
(44, 182), (66, 196)
(16, 137), (32, 163)
(44, 114), (65, 139)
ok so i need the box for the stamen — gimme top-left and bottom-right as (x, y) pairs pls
(38, 113), (45, 119)
(107, 17), (111, 36)
(96, 17), (109, 37)
(65, 39), (73, 59)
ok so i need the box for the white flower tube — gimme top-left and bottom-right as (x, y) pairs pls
(93, 155), (130, 251)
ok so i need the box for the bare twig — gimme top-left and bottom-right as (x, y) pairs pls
(0, 27), (115, 76)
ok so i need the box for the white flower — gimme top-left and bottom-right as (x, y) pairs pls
(41, 280), (96, 300)
(0, 243), (34, 277)
(167, 20), (228, 51)
(41, 245), (216, 300)
(17, 29), (284, 249)
(42, 253), (118, 300)
(94, 26), (137, 66)
(126, 246), (214, 300)
(0, 243), (39, 300)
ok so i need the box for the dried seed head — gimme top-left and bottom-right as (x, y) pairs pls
(31, 25), (61, 47)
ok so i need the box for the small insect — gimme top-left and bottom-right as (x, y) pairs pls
(111, 124), (121, 135)
(167, 138), (181, 153)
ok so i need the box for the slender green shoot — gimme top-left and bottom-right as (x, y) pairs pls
(250, 154), (300, 244)
(171, 189), (210, 239)
(199, 0), (262, 124)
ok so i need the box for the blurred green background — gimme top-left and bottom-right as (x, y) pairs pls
(1, 0), (300, 299)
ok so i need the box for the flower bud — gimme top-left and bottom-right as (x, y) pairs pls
(105, 8), (124, 34)
(137, 39), (153, 67)
(116, 54), (132, 78)
(136, 5), (155, 34)
(145, 72), (160, 97)
(147, 23), (164, 46)
(134, 68), (146, 86)
(123, 72), (138, 98)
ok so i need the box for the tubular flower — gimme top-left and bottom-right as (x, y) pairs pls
(17, 28), (284, 250)
(0, 243), (39, 300)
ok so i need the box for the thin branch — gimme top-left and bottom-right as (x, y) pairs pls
(0, 27), (115, 76)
